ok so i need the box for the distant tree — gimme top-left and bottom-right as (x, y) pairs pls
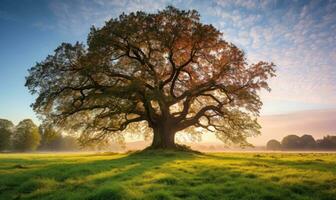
(281, 135), (301, 150)
(0, 119), (14, 151)
(39, 125), (63, 151)
(12, 119), (41, 151)
(317, 135), (336, 150)
(299, 134), (316, 149)
(25, 6), (275, 149)
(266, 139), (282, 150)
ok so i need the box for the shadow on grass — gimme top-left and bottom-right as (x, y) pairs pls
(0, 150), (198, 200)
(204, 153), (336, 173)
(0, 151), (335, 200)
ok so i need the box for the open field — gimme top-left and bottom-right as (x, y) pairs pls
(0, 151), (336, 200)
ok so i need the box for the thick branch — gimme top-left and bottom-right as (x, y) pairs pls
(176, 105), (223, 131)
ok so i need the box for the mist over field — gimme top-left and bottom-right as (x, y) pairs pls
(253, 109), (336, 145)
(116, 108), (336, 151)
(163, 109), (336, 148)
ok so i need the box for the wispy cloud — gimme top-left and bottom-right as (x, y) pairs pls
(42, 0), (336, 108)
(208, 0), (336, 106)
(45, 0), (175, 35)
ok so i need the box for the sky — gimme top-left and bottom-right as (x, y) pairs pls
(0, 0), (336, 144)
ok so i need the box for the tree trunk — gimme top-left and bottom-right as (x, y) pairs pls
(150, 122), (176, 149)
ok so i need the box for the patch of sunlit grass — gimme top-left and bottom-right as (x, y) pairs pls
(0, 151), (335, 199)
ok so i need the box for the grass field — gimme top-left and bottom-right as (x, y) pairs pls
(0, 151), (336, 200)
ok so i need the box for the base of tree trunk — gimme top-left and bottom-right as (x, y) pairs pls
(144, 143), (201, 153)
(148, 143), (177, 149)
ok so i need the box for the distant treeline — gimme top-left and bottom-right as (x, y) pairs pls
(266, 134), (336, 151)
(0, 118), (80, 152)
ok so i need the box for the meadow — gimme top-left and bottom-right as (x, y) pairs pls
(0, 151), (335, 200)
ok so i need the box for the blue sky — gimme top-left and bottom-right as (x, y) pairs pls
(1, 0), (336, 124)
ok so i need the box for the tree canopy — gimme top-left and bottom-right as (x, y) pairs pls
(281, 135), (301, 150)
(25, 6), (275, 149)
(12, 119), (41, 151)
(268, 134), (335, 151)
(266, 139), (281, 150)
(300, 134), (316, 149)
(317, 135), (336, 150)
(0, 119), (14, 151)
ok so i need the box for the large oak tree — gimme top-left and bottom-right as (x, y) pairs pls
(26, 7), (275, 149)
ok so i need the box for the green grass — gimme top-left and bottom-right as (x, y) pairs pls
(0, 151), (336, 200)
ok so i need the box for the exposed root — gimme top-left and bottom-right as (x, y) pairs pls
(143, 144), (202, 154)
